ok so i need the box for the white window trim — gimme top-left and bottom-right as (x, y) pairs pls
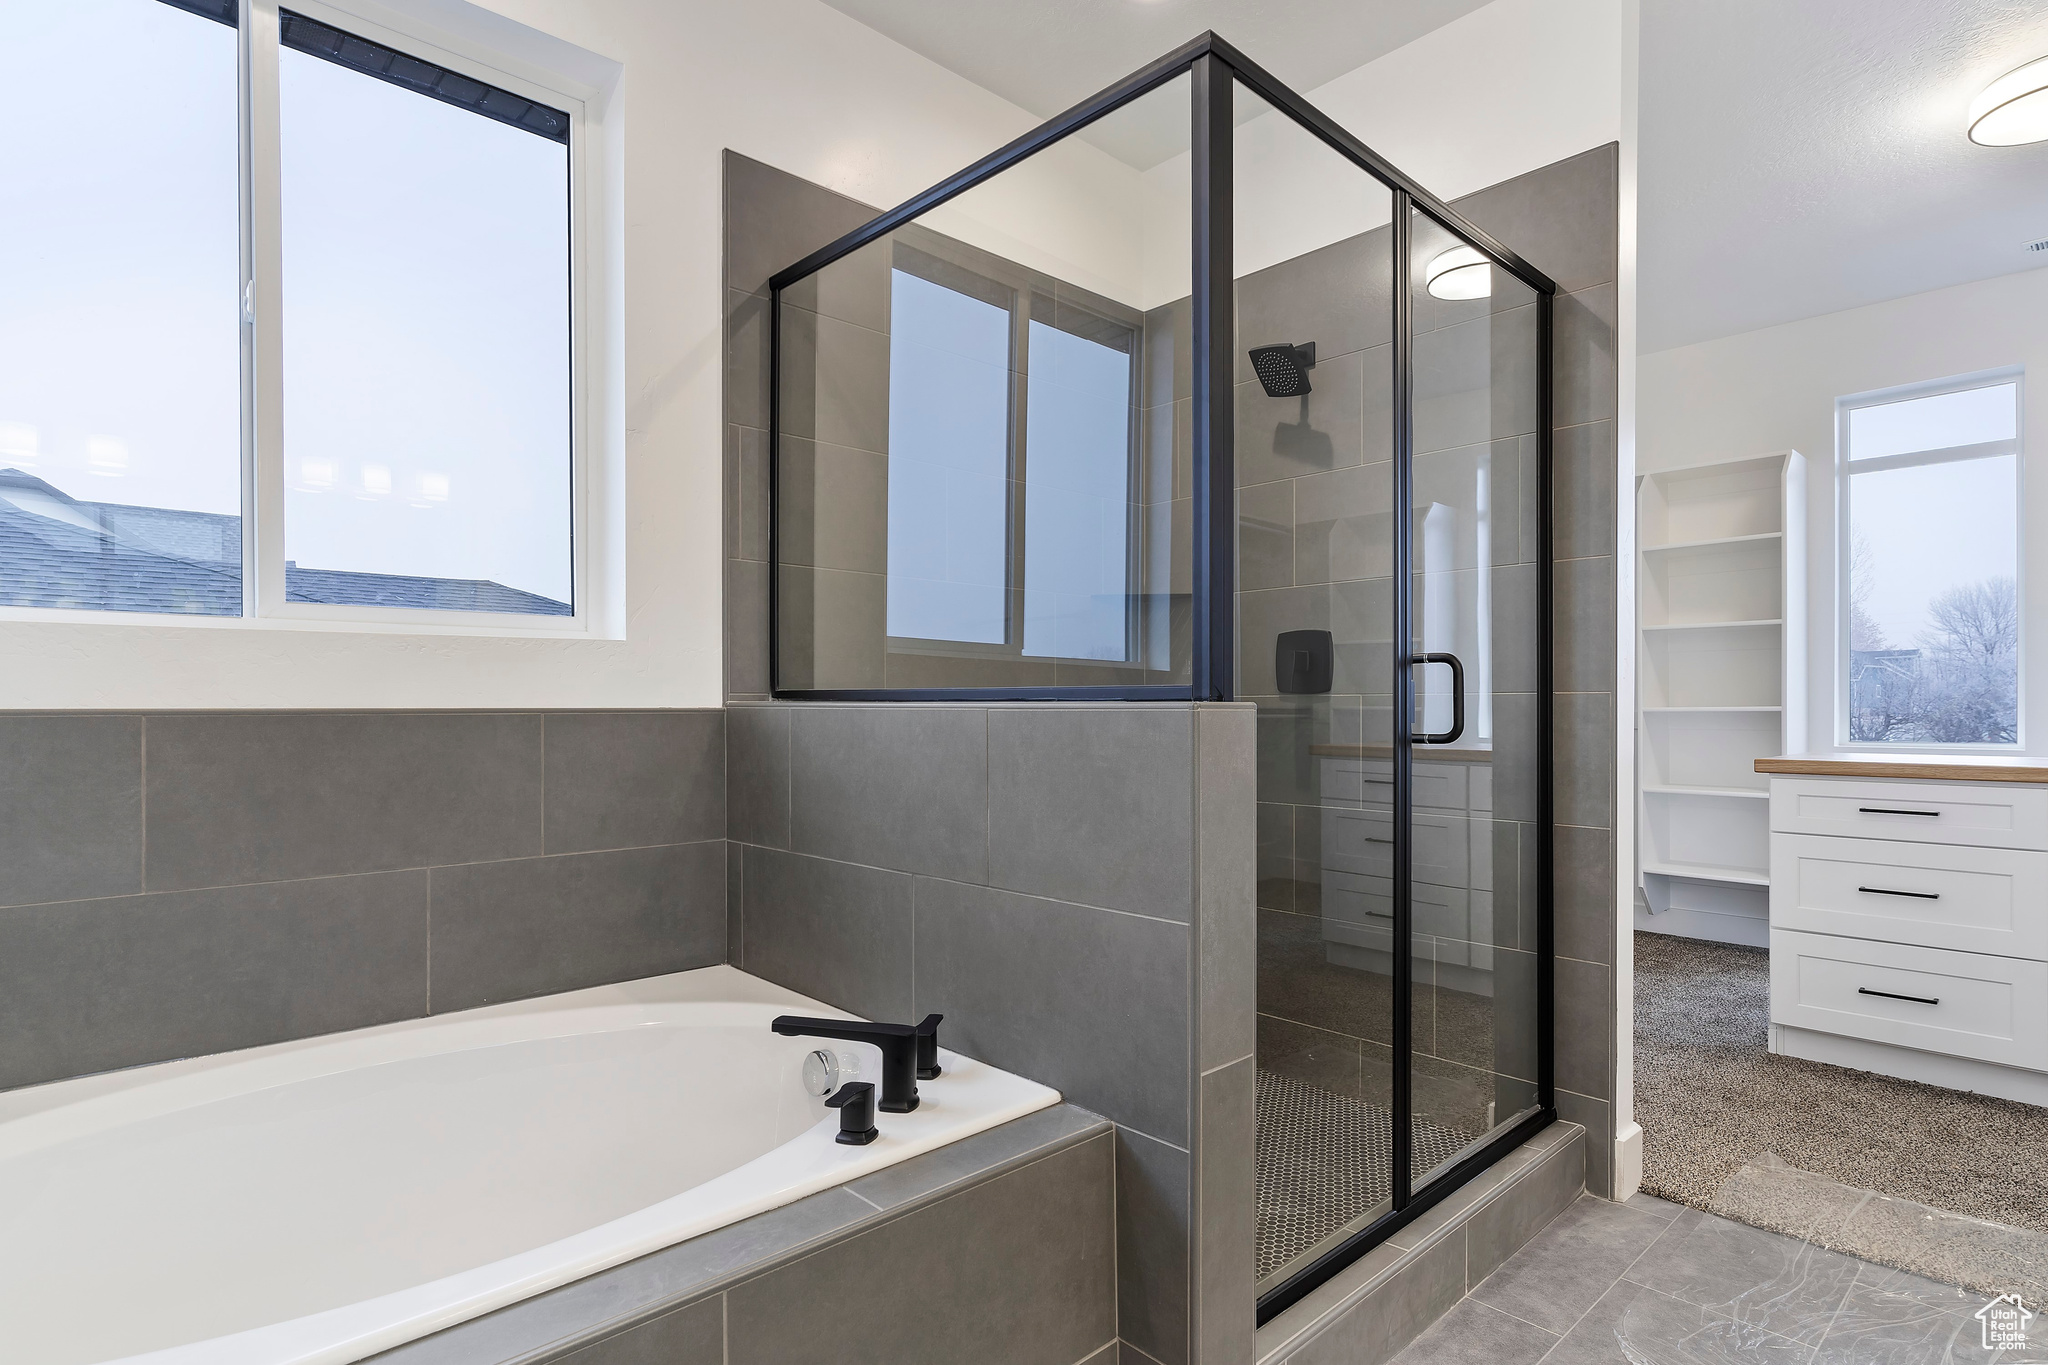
(1834, 364), (2026, 751)
(0, 0), (619, 639)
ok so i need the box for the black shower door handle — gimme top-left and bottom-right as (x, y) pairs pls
(1412, 652), (1465, 745)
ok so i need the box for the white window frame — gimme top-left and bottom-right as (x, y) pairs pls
(1834, 365), (2026, 750)
(0, 0), (615, 638)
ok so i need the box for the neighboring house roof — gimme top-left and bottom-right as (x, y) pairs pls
(283, 563), (572, 615)
(0, 469), (569, 617)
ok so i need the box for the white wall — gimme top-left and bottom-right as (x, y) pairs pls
(1135, 0), (1627, 301)
(1640, 265), (2048, 759)
(0, 0), (1056, 710)
(1181, 0), (1625, 278)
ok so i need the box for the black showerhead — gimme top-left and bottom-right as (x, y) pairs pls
(1249, 342), (1316, 398)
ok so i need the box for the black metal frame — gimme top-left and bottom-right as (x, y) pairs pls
(763, 29), (1559, 1325)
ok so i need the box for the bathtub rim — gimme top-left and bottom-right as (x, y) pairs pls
(0, 966), (1064, 1365)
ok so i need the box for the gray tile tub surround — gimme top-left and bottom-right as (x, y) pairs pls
(0, 709), (728, 1092)
(727, 699), (1236, 1140)
(727, 701), (1258, 1365)
(367, 1104), (1117, 1365)
(1256, 1120), (1585, 1365)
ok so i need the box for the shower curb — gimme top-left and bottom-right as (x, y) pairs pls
(1254, 1119), (1585, 1365)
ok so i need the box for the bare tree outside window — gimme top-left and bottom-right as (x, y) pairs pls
(1843, 377), (2021, 746)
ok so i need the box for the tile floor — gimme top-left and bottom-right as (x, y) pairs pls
(1389, 1191), (2047, 1364)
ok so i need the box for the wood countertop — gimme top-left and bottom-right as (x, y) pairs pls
(1309, 744), (1494, 764)
(1755, 753), (2048, 784)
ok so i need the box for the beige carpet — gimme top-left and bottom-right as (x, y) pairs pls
(1636, 931), (2048, 1247)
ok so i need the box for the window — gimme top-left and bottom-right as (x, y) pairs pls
(885, 267), (1012, 644)
(1841, 373), (2022, 745)
(0, 0), (583, 625)
(1021, 318), (1134, 661)
(881, 243), (1138, 662)
(1, 0), (242, 615)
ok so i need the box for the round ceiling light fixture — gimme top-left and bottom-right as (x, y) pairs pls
(1424, 245), (1492, 300)
(1969, 55), (2048, 146)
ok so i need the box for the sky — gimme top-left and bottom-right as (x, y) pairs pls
(1848, 384), (2020, 650)
(1, 0), (573, 605)
(1852, 454), (2017, 650)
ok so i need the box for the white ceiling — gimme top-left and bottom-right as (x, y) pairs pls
(812, 0), (1495, 167)
(1639, 0), (2048, 353)
(817, 0), (2048, 353)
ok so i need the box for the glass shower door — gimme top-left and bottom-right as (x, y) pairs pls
(1237, 88), (1404, 1290)
(1406, 206), (1544, 1191)
(1244, 113), (1550, 1300)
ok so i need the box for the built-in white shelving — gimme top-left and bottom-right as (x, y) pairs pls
(1641, 784), (1770, 800)
(1636, 452), (1806, 943)
(1640, 860), (1774, 887)
(1641, 618), (1784, 632)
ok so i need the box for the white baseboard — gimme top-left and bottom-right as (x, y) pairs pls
(1613, 1121), (1644, 1201)
(1772, 1025), (2048, 1108)
(1633, 903), (1769, 948)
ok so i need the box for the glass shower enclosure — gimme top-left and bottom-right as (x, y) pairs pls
(766, 32), (1554, 1322)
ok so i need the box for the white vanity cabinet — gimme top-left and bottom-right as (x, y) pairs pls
(1758, 754), (2048, 1105)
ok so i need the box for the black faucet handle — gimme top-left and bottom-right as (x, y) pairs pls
(825, 1081), (879, 1145)
(914, 1013), (944, 1080)
(772, 1015), (920, 1112)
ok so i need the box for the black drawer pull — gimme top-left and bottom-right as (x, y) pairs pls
(1858, 987), (1940, 1006)
(1858, 806), (1940, 817)
(1857, 885), (1940, 900)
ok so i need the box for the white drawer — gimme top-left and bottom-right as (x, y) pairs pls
(1323, 807), (1469, 886)
(1770, 929), (2048, 1070)
(1318, 758), (1469, 812)
(1769, 778), (2048, 850)
(1321, 868), (1390, 926)
(1769, 835), (2048, 959)
(1320, 874), (1472, 953)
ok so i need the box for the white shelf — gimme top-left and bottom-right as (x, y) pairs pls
(1643, 784), (1770, 800)
(1643, 705), (1782, 714)
(1636, 452), (1806, 934)
(1642, 860), (1772, 887)
(1640, 531), (1784, 554)
(1640, 618), (1783, 632)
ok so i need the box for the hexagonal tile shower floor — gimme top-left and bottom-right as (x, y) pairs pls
(1254, 1068), (1476, 1283)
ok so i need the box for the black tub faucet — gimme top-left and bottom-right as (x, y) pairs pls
(826, 1082), (879, 1144)
(772, 1013), (942, 1113)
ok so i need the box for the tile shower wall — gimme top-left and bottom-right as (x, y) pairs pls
(721, 154), (1258, 1365)
(0, 710), (728, 1091)
(723, 152), (879, 701)
(1241, 146), (1622, 1195)
(726, 701), (1255, 1365)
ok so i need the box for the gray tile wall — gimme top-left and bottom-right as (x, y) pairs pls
(0, 710), (728, 1091)
(1453, 146), (1622, 1197)
(723, 152), (881, 701)
(725, 700), (1257, 1365)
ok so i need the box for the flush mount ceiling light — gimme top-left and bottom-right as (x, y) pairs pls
(1424, 245), (1492, 300)
(1969, 56), (2048, 146)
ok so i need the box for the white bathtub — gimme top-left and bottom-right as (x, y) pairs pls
(0, 966), (1059, 1365)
